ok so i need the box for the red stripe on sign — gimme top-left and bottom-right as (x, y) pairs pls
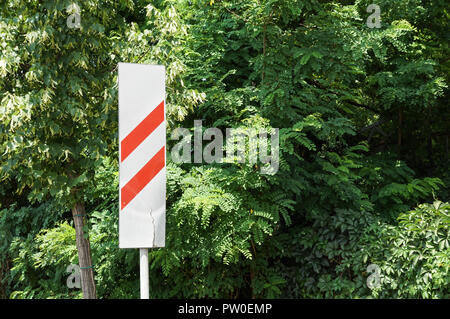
(121, 100), (164, 162)
(121, 146), (165, 210)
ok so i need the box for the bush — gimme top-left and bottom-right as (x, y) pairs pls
(369, 201), (450, 298)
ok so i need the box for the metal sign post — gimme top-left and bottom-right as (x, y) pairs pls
(140, 248), (149, 299)
(118, 63), (166, 299)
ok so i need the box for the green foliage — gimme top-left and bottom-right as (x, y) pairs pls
(363, 201), (450, 298)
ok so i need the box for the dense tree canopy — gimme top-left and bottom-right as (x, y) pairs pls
(0, 0), (449, 298)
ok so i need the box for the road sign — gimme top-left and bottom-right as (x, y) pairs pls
(118, 63), (166, 249)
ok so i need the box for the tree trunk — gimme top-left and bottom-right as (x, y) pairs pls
(72, 201), (96, 299)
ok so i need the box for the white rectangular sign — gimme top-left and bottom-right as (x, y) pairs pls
(118, 63), (166, 248)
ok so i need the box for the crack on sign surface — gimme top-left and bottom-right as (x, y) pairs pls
(149, 209), (156, 247)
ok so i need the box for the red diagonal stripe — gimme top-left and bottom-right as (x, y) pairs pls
(121, 146), (165, 210)
(121, 100), (164, 162)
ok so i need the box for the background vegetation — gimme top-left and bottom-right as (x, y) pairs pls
(0, 0), (449, 298)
